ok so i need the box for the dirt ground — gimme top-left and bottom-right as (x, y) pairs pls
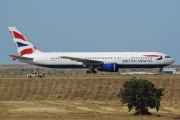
(0, 100), (180, 120)
(0, 75), (180, 119)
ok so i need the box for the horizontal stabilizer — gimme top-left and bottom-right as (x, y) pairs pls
(8, 55), (34, 60)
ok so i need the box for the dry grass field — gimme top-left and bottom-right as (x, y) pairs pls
(0, 74), (180, 119)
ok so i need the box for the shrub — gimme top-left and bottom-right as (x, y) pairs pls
(118, 77), (164, 115)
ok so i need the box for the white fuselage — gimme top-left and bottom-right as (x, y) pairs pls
(20, 52), (174, 69)
(8, 27), (174, 72)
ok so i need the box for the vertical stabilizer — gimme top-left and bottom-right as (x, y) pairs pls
(8, 27), (41, 56)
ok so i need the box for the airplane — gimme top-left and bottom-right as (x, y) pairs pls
(8, 27), (174, 74)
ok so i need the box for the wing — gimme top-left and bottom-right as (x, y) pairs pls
(8, 55), (34, 60)
(61, 56), (103, 65)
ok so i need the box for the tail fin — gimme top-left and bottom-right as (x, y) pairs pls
(8, 27), (41, 56)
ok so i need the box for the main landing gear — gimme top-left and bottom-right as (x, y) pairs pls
(159, 67), (163, 74)
(86, 66), (97, 74)
(86, 70), (97, 74)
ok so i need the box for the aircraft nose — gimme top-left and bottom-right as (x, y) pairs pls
(171, 59), (174, 64)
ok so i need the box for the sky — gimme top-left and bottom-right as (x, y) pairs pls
(1, 0), (180, 64)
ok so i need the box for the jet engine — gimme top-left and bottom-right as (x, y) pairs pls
(97, 63), (119, 72)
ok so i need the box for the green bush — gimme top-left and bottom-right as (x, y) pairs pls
(118, 77), (164, 115)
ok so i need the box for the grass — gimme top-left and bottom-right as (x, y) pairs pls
(0, 74), (179, 101)
(0, 74), (180, 119)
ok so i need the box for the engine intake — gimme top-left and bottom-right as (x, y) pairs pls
(97, 63), (119, 72)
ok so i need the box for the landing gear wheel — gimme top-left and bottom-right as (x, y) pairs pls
(86, 70), (97, 74)
(92, 71), (97, 74)
(86, 70), (91, 74)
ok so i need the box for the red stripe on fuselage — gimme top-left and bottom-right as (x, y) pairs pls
(12, 31), (27, 41)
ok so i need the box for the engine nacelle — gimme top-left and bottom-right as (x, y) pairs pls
(97, 63), (119, 72)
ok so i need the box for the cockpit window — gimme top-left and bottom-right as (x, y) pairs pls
(165, 56), (171, 58)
